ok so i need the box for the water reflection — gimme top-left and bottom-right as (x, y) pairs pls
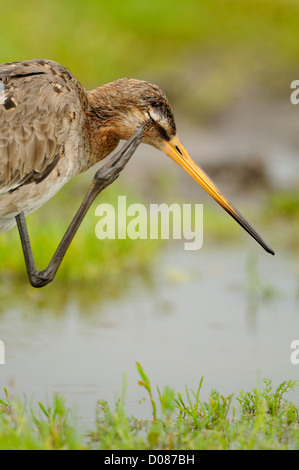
(0, 244), (298, 426)
(0, 265), (155, 316)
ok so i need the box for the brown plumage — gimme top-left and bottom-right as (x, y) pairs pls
(0, 59), (176, 233)
(0, 59), (274, 287)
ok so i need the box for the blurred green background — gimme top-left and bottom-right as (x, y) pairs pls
(1, 2), (299, 441)
(0, 0), (298, 286)
(1, 0), (299, 118)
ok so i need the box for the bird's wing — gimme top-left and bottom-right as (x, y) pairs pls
(0, 59), (86, 194)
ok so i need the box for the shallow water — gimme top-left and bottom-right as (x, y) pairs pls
(0, 244), (298, 427)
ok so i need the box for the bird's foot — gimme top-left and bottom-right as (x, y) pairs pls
(28, 267), (56, 288)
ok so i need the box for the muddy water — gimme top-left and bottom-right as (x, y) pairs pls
(0, 244), (298, 427)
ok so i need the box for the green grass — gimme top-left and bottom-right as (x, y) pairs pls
(0, 0), (298, 120)
(0, 0), (297, 287)
(0, 178), (162, 288)
(0, 177), (296, 292)
(1, 364), (299, 450)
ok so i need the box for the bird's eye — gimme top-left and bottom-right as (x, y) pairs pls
(146, 110), (171, 142)
(147, 105), (163, 123)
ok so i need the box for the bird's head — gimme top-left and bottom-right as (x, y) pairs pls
(89, 79), (274, 255)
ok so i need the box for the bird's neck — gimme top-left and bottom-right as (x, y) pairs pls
(85, 82), (144, 167)
(85, 91), (120, 167)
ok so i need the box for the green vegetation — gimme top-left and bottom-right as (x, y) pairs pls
(0, 0), (297, 286)
(0, 178), (161, 287)
(0, 365), (299, 450)
(267, 187), (299, 220)
(0, 0), (298, 452)
(0, 179), (296, 290)
(263, 187), (299, 252)
(0, 0), (298, 120)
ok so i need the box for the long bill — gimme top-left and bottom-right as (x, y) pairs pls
(162, 136), (275, 255)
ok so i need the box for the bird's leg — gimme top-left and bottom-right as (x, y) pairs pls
(16, 120), (151, 288)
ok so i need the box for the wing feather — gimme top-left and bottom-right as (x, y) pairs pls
(0, 59), (86, 194)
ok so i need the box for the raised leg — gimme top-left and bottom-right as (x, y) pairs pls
(16, 120), (151, 288)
